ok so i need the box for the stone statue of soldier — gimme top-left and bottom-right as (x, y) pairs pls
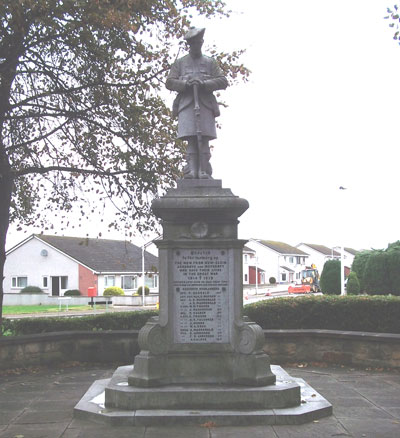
(166, 27), (228, 179)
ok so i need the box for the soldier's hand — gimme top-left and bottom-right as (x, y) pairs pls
(187, 78), (204, 87)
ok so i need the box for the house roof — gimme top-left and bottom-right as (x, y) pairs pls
(300, 243), (340, 257)
(255, 240), (309, 256)
(34, 235), (158, 273)
(281, 265), (295, 273)
(344, 247), (358, 256)
(243, 245), (256, 253)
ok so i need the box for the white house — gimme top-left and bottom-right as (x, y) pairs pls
(245, 239), (310, 284)
(296, 243), (340, 276)
(4, 234), (159, 296)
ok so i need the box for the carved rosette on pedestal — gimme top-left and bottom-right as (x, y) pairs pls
(128, 179), (276, 387)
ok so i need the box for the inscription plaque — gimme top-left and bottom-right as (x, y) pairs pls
(173, 249), (229, 343)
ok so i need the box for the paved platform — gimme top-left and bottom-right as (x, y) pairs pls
(1, 362), (399, 437)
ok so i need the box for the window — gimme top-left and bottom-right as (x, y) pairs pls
(42, 276), (48, 288)
(244, 254), (248, 263)
(11, 276), (28, 288)
(140, 274), (158, 289)
(296, 272), (300, 280)
(61, 276), (68, 289)
(289, 257), (294, 263)
(121, 275), (137, 290)
(244, 274), (248, 282)
(281, 273), (287, 282)
(104, 275), (115, 287)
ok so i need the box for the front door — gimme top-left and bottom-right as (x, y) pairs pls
(52, 276), (60, 296)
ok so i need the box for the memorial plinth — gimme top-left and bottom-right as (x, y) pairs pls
(75, 179), (332, 425)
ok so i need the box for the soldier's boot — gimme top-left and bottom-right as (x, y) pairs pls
(199, 152), (212, 179)
(184, 153), (198, 179)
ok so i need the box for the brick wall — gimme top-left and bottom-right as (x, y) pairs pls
(78, 264), (97, 296)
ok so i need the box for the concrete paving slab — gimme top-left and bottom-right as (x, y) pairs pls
(14, 409), (74, 424)
(272, 416), (349, 438)
(144, 426), (209, 438)
(333, 405), (394, 419)
(339, 417), (400, 438)
(210, 425), (278, 437)
(0, 422), (70, 438)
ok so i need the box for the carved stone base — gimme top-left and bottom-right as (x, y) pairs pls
(128, 351), (276, 387)
(74, 365), (333, 426)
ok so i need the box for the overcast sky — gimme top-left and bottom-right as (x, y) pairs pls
(6, 0), (400, 252)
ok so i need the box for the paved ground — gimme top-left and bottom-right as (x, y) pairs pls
(1, 362), (399, 437)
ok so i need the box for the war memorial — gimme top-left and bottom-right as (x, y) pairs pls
(74, 27), (332, 426)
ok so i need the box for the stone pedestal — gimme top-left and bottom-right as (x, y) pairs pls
(128, 179), (276, 388)
(74, 179), (332, 425)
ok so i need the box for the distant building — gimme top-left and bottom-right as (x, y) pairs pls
(4, 234), (159, 296)
(245, 239), (309, 284)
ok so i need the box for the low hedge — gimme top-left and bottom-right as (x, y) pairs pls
(2, 310), (158, 336)
(64, 289), (81, 296)
(243, 295), (400, 333)
(3, 296), (400, 336)
(20, 286), (45, 294)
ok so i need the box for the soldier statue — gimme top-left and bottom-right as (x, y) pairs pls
(166, 27), (228, 179)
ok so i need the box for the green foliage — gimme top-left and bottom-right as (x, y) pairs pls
(0, 0), (250, 333)
(244, 295), (400, 333)
(385, 4), (400, 43)
(103, 287), (124, 296)
(346, 271), (360, 295)
(269, 277), (276, 284)
(3, 310), (158, 336)
(137, 285), (150, 295)
(320, 260), (341, 295)
(19, 286), (44, 294)
(364, 251), (391, 295)
(64, 289), (81, 296)
(352, 250), (373, 292)
(386, 244), (400, 296)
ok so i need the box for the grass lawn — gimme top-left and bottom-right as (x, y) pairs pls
(3, 305), (101, 315)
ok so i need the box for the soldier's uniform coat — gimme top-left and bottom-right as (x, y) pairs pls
(166, 54), (228, 140)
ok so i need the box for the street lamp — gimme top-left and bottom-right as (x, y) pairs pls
(141, 235), (160, 307)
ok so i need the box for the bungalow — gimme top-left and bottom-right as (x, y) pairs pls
(296, 243), (341, 276)
(4, 234), (159, 296)
(245, 239), (309, 284)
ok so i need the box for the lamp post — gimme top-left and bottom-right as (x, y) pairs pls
(141, 235), (160, 307)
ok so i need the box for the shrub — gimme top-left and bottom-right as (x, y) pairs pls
(19, 286), (44, 294)
(243, 295), (400, 333)
(346, 272), (360, 295)
(103, 286), (124, 296)
(386, 247), (400, 296)
(320, 260), (341, 295)
(352, 250), (373, 292)
(364, 251), (391, 295)
(269, 277), (276, 284)
(137, 285), (150, 295)
(64, 289), (81, 296)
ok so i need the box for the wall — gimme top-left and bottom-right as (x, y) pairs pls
(4, 237), (79, 295)
(79, 264), (97, 296)
(1, 330), (399, 371)
(3, 294), (158, 306)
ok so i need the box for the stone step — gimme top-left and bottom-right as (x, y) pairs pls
(74, 366), (332, 426)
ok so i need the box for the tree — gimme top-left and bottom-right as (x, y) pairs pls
(346, 271), (360, 295)
(320, 259), (341, 295)
(0, 0), (249, 333)
(352, 250), (373, 292)
(384, 242), (400, 296)
(385, 4), (400, 43)
(364, 251), (391, 295)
